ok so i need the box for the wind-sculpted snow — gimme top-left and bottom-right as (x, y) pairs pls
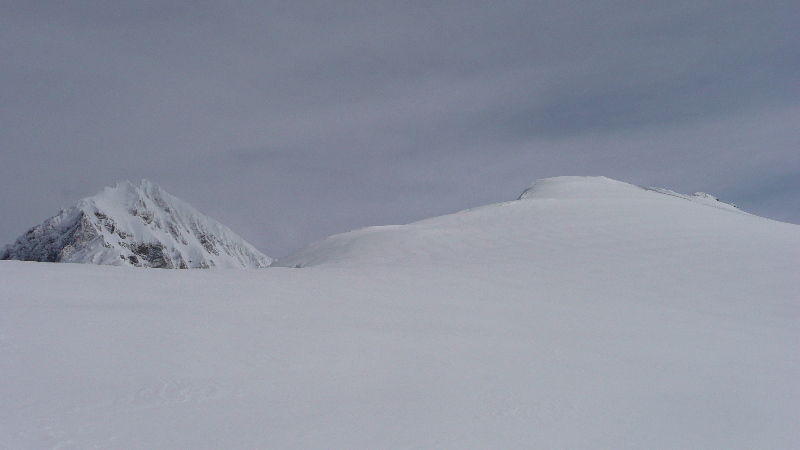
(2, 176), (799, 448)
(1, 180), (272, 268)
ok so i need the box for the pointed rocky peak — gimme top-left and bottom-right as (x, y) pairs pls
(2, 180), (273, 269)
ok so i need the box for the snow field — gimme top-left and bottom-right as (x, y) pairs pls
(1, 177), (798, 448)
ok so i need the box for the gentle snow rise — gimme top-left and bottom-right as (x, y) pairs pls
(273, 176), (754, 268)
(0, 180), (272, 268)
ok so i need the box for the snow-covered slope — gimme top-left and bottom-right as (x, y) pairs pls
(2, 176), (798, 448)
(274, 176), (763, 269)
(1, 180), (272, 268)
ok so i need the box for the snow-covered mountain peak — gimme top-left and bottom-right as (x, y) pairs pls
(88, 179), (174, 224)
(1, 180), (272, 268)
(275, 176), (775, 268)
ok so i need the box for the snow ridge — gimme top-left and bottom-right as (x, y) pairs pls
(638, 186), (742, 212)
(518, 176), (743, 212)
(1, 180), (272, 268)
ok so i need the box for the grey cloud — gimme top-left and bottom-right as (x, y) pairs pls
(494, 59), (798, 140)
(1, 0), (798, 256)
(728, 171), (800, 224)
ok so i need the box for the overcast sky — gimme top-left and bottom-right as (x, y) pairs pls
(2, 0), (798, 257)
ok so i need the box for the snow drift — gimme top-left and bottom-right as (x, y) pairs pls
(1, 180), (272, 268)
(1, 176), (798, 448)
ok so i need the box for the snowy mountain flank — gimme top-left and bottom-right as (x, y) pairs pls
(0, 180), (272, 268)
(2, 176), (798, 448)
(274, 176), (756, 268)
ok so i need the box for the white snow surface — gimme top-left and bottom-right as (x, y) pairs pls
(274, 176), (756, 269)
(1, 180), (272, 268)
(2, 176), (798, 448)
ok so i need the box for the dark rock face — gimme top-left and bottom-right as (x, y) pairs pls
(1, 211), (100, 263)
(119, 242), (174, 269)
